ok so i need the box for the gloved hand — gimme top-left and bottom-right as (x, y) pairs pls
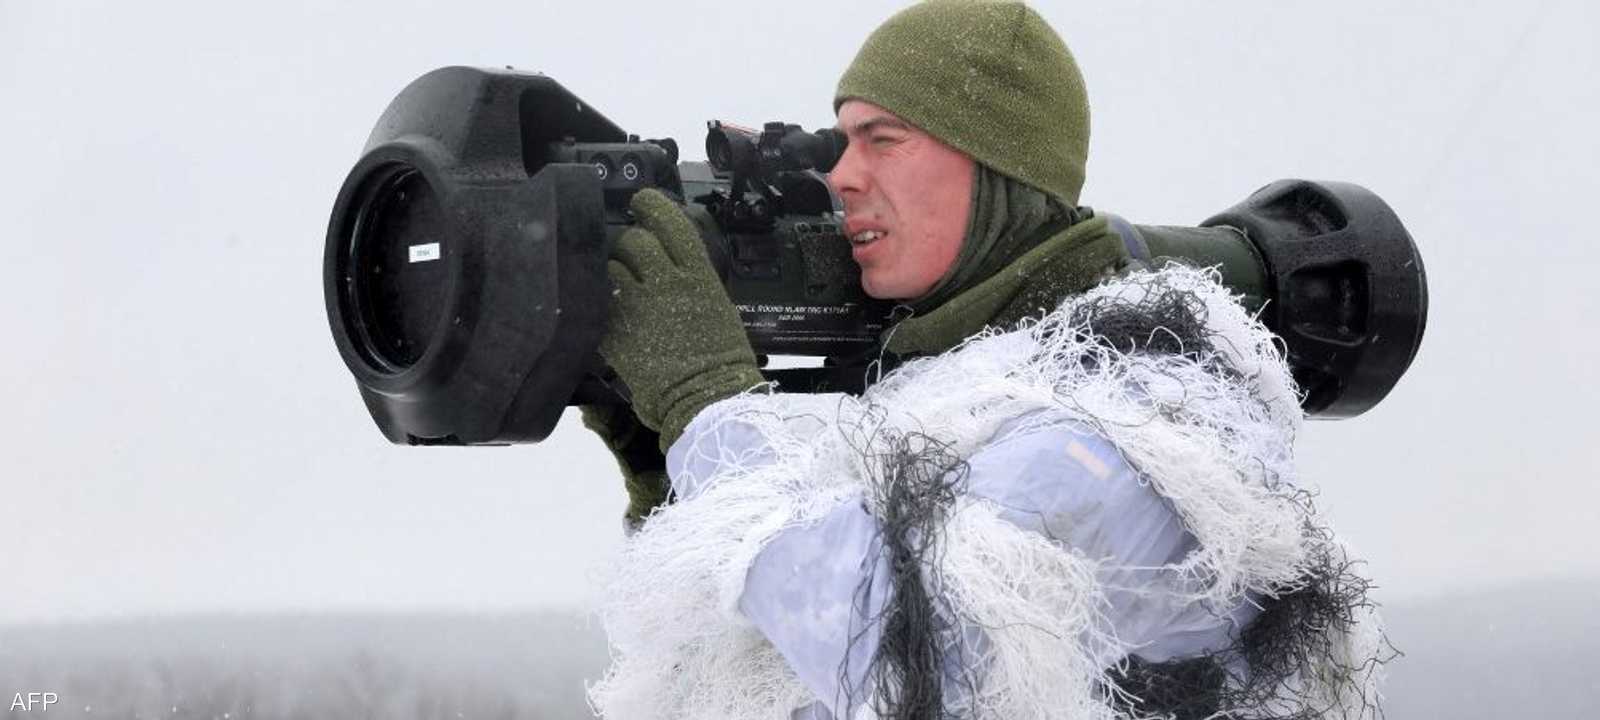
(600, 188), (765, 452)
(578, 403), (672, 530)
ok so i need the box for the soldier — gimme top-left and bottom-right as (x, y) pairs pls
(584, 2), (1386, 718)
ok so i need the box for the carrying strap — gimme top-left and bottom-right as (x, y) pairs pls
(1102, 212), (1153, 263)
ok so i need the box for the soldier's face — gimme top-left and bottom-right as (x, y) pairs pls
(829, 100), (974, 300)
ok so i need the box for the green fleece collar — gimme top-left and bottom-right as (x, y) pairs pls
(911, 164), (1073, 314)
(885, 214), (1125, 356)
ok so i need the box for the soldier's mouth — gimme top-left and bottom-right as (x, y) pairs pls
(850, 230), (886, 246)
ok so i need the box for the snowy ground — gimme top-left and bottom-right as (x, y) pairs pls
(0, 611), (609, 719)
(3, 579), (1594, 719)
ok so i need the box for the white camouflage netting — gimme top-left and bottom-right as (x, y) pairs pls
(587, 265), (1384, 720)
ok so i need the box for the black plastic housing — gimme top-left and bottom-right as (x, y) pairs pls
(325, 67), (615, 444)
(1202, 180), (1428, 417)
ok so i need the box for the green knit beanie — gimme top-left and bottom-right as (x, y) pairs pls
(835, 0), (1090, 206)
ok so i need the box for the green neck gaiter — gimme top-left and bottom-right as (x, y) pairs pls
(909, 164), (1074, 314)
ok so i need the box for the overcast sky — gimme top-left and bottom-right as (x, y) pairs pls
(1, 0), (1595, 626)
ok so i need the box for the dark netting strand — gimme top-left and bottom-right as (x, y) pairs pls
(1055, 265), (1246, 385)
(1109, 655), (1227, 720)
(1223, 522), (1399, 720)
(838, 417), (981, 720)
(1103, 503), (1399, 720)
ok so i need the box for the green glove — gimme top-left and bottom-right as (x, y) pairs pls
(578, 403), (673, 527)
(600, 188), (765, 452)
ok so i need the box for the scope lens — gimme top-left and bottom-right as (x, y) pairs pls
(346, 165), (450, 372)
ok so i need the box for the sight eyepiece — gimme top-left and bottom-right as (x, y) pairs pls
(706, 120), (848, 177)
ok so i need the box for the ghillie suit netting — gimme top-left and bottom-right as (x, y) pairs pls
(587, 265), (1392, 720)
